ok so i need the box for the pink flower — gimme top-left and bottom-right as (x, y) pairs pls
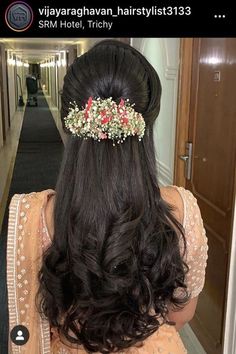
(99, 132), (108, 139)
(119, 98), (125, 107)
(87, 96), (93, 109)
(85, 96), (93, 119)
(100, 110), (107, 117)
(121, 117), (129, 124)
(101, 116), (111, 124)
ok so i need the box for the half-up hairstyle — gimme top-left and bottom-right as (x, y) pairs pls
(37, 40), (189, 353)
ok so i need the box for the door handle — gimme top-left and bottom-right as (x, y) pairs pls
(179, 142), (193, 180)
(179, 155), (189, 162)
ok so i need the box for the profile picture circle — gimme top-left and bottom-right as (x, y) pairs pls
(10, 325), (30, 345)
(5, 1), (33, 32)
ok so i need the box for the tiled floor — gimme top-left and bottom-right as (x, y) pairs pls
(180, 324), (206, 354)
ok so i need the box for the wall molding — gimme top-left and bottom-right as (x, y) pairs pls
(157, 159), (173, 186)
(139, 38), (147, 54)
(165, 66), (178, 80)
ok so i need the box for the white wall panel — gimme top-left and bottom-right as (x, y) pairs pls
(131, 38), (180, 186)
(0, 81), (3, 148)
(7, 64), (17, 122)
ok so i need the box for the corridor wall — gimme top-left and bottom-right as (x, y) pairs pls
(49, 64), (57, 107)
(0, 80), (3, 148)
(16, 63), (28, 97)
(0, 44), (10, 141)
(7, 58), (17, 123)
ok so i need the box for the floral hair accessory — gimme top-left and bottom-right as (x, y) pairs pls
(64, 97), (146, 145)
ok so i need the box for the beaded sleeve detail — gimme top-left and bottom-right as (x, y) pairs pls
(174, 187), (208, 299)
(7, 191), (53, 353)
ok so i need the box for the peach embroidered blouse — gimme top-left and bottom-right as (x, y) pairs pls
(7, 186), (208, 353)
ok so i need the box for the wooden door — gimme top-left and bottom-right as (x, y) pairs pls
(175, 38), (236, 354)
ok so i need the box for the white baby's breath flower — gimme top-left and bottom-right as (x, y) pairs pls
(64, 97), (146, 145)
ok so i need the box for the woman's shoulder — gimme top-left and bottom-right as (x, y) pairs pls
(160, 185), (185, 225)
(160, 185), (198, 227)
(9, 189), (56, 211)
(161, 185), (207, 250)
(160, 185), (196, 203)
(10, 189), (55, 201)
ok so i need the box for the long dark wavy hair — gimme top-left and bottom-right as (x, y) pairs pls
(37, 40), (189, 353)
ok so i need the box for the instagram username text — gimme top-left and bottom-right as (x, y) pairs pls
(38, 6), (192, 19)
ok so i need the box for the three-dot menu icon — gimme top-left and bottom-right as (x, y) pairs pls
(214, 14), (226, 18)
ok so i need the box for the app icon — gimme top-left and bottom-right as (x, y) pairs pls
(5, 1), (33, 32)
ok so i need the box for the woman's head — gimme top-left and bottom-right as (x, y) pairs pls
(61, 40), (162, 135)
(38, 40), (188, 353)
